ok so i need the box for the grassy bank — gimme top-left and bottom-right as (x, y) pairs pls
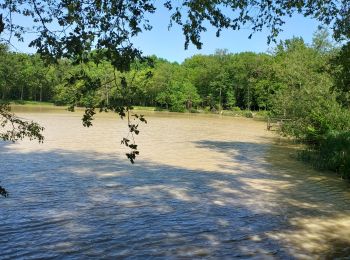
(134, 106), (269, 119)
(10, 100), (55, 106)
(133, 106), (157, 111)
(299, 131), (350, 179)
(8, 101), (269, 120)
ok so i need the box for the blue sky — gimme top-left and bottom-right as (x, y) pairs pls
(9, 5), (323, 63)
(132, 9), (323, 63)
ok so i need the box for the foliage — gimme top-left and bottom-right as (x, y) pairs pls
(1, 1), (348, 60)
(0, 102), (44, 142)
(0, 183), (8, 197)
(157, 81), (201, 112)
(270, 37), (347, 140)
(331, 42), (350, 107)
(268, 35), (350, 178)
(300, 131), (350, 179)
(244, 111), (254, 118)
(0, 46), (53, 102)
(0, 102), (44, 197)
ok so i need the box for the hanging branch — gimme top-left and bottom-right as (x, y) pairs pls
(0, 103), (44, 143)
(0, 102), (44, 197)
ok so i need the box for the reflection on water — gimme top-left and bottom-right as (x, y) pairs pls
(1, 106), (350, 259)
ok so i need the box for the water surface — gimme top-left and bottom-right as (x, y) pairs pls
(1, 106), (350, 259)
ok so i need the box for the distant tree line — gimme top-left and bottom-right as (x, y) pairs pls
(0, 28), (349, 112)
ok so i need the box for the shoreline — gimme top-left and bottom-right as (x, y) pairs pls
(8, 101), (268, 120)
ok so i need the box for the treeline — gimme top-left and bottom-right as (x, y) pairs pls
(0, 45), (52, 101)
(1, 30), (348, 114)
(1, 28), (350, 178)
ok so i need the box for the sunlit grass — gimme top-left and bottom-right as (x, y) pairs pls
(132, 105), (157, 111)
(10, 100), (55, 106)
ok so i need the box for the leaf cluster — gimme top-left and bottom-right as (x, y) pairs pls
(0, 102), (44, 143)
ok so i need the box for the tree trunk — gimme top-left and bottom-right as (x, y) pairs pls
(219, 87), (222, 111)
(40, 86), (42, 102)
(20, 85), (24, 100)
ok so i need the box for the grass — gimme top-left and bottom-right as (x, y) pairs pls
(132, 106), (157, 111)
(6, 101), (268, 120)
(7, 101), (157, 111)
(220, 109), (268, 119)
(298, 131), (350, 179)
(10, 100), (55, 106)
(132, 106), (269, 120)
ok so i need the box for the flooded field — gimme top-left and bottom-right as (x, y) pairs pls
(1, 106), (350, 259)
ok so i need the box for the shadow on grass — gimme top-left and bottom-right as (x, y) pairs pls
(1, 140), (350, 258)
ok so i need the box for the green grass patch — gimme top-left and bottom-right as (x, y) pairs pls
(132, 106), (157, 111)
(219, 109), (268, 118)
(10, 100), (55, 106)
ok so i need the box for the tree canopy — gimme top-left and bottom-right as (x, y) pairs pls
(1, 1), (349, 65)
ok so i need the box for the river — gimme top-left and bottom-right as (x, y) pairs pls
(1, 106), (350, 259)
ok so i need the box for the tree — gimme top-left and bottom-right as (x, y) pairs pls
(312, 26), (333, 53)
(1, 1), (349, 73)
(331, 42), (350, 107)
(270, 37), (340, 138)
(157, 80), (200, 112)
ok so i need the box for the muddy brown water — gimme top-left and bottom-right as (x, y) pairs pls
(1, 105), (350, 259)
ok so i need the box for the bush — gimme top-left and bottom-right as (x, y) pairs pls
(299, 131), (350, 178)
(154, 107), (166, 111)
(169, 102), (186, 112)
(189, 108), (199, 113)
(244, 111), (253, 118)
(254, 110), (269, 118)
(203, 106), (211, 112)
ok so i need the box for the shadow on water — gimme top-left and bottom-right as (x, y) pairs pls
(195, 139), (350, 258)
(1, 140), (350, 259)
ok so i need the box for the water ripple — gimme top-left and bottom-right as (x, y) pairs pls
(1, 109), (350, 259)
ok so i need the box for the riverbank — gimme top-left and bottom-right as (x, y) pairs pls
(10, 100), (55, 106)
(8, 101), (269, 120)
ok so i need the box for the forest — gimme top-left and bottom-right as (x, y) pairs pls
(1, 27), (350, 178)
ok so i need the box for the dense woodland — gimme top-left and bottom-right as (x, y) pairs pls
(1, 27), (350, 178)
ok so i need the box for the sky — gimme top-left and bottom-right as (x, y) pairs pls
(132, 13), (322, 63)
(8, 4), (323, 63)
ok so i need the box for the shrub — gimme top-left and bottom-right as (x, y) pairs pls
(244, 111), (253, 118)
(300, 131), (350, 178)
(231, 106), (241, 111)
